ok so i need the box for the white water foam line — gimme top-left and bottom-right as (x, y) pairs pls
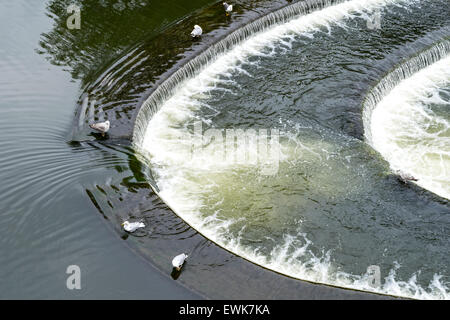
(370, 55), (450, 200)
(136, 0), (450, 299)
(363, 40), (450, 143)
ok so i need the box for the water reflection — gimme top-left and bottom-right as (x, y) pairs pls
(38, 0), (213, 82)
(37, 0), (286, 139)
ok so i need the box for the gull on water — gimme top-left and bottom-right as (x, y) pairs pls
(172, 253), (188, 271)
(190, 25), (202, 38)
(89, 120), (110, 136)
(395, 170), (418, 183)
(223, 2), (233, 16)
(122, 220), (145, 233)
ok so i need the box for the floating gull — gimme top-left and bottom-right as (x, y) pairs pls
(122, 220), (145, 233)
(89, 120), (110, 136)
(172, 253), (188, 271)
(395, 170), (418, 183)
(190, 25), (202, 38)
(223, 2), (233, 16)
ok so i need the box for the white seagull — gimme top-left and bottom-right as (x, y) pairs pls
(89, 120), (110, 136)
(190, 25), (202, 38)
(172, 253), (188, 271)
(223, 2), (233, 16)
(121, 220), (145, 233)
(395, 170), (418, 183)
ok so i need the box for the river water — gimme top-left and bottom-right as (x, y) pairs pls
(138, 0), (450, 299)
(0, 0), (215, 299)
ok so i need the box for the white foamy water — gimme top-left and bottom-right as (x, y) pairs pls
(138, 0), (449, 300)
(371, 55), (450, 200)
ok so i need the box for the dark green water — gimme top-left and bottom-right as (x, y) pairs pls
(135, 0), (450, 299)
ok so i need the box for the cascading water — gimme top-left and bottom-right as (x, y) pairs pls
(132, 0), (400, 147)
(131, 0), (450, 299)
(366, 51), (450, 200)
(363, 40), (450, 144)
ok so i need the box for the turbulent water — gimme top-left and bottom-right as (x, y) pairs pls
(370, 55), (450, 200)
(136, 0), (450, 299)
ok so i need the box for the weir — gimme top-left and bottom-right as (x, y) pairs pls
(135, 0), (450, 299)
(132, 0), (349, 147)
(363, 39), (450, 200)
(362, 38), (450, 145)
